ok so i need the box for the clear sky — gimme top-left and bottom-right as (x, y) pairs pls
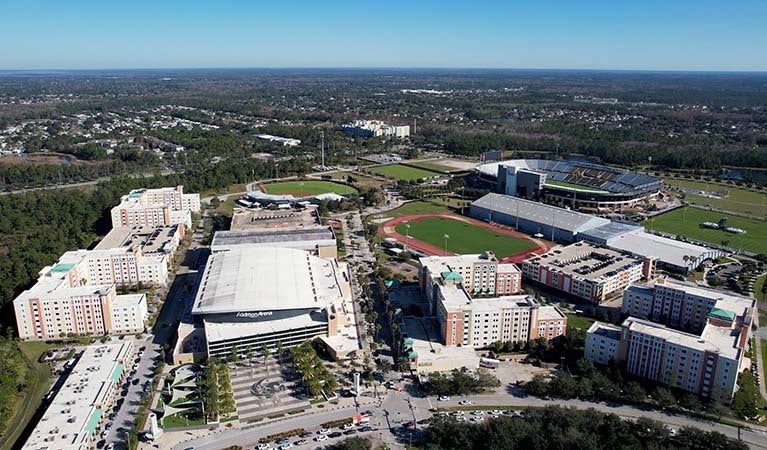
(2, 0), (766, 71)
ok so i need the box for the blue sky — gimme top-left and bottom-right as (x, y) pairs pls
(2, 0), (766, 71)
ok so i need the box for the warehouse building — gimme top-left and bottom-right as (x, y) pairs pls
(470, 193), (610, 243)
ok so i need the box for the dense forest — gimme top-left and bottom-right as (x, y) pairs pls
(425, 406), (747, 450)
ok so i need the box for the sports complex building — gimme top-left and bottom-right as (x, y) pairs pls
(189, 245), (359, 360)
(477, 159), (663, 210)
(470, 193), (720, 274)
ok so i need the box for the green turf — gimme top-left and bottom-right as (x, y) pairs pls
(644, 207), (767, 254)
(664, 178), (767, 218)
(406, 160), (458, 173)
(565, 314), (597, 330)
(263, 180), (358, 196)
(370, 164), (442, 181)
(381, 201), (452, 219)
(543, 179), (609, 193)
(754, 275), (766, 303)
(394, 217), (537, 258)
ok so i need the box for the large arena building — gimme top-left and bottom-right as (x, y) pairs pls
(190, 246), (359, 360)
(477, 159), (663, 210)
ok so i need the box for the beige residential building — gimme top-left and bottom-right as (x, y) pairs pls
(586, 280), (754, 401)
(110, 186), (200, 228)
(419, 251), (522, 299)
(521, 242), (655, 303)
(418, 255), (565, 348)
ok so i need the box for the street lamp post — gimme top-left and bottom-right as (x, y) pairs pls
(443, 234), (449, 256)
(405, 224), (410, 252)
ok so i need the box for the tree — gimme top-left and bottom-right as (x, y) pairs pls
(276, 341), (284, 361)
(261, 343), (271, 368)
(651, 386), (676, 410)
(334, 436), (372, 450)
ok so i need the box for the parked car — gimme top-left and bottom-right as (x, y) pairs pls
(314, 435), (328, 442)
(438, 396), (450, 401)
(328, 432), (342, 438)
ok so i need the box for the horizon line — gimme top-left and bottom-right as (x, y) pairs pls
(1, 66), (766, 75)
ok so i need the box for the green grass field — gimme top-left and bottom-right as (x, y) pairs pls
(565, 314), (597, 331)
(370, 164), (442, 181)
(263, 180), (358, 196)
(381, 201), (452, 219)
(406, 160), (459, 173)
(664, 178), (767, 218)
(644, 207), (767, 254)
(324, 172), (384, 187)
(394, 217), (537, 258)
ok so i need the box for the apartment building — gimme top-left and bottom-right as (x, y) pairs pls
(622, 277), (751, 333)
(521, 242), (655, 303)
(110, 186), (200, 228)
(13, 256), (149, 340)
(57, 248), (168, 288)
(585, 280), (754, 401)
(419, 251), (522, 301)
(418, 256), (566, 348)
(22, 343), (134, 450)
(341, 120), (410, 138)
(96, 224), (184, 267)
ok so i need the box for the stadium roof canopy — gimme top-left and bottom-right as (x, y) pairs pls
(471, 193), (609, 233)
(192, 246), (342, 315)
(477, 159), (662, 194)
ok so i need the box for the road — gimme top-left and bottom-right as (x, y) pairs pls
(0, 168), (176, 196)
(103, 220), (208, 449)
(171, 384), (767, 450)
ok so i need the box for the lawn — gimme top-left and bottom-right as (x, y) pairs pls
(394, 217), (537, 258)
(406, 159), (459, 173)
(754, 275), (766, 303)
(664, 178), (767, 218)
(370, 164), (442, 181)
(644, 207), (767, 254)
(263, 180), (358, 196)
(566, 314), (597, 331)
(324, 172), (384, 188)
(381, 200), (453, 219)
(762, 340), (767, 382)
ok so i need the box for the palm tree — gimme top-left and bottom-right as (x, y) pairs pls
(230, 345), (239, 376)
(276, 341), (284, 362)
(261, 343), (270, 371)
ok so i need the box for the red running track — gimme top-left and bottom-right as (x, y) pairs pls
(380, 212), (554, 263)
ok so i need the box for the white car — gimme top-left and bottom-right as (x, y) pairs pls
(471, 416), (484, 422)
(458, 400), (472, 405)
(341, 423), (354, 430)
(315, 435), (328, 442)
(490, 409), (502, 415)
(438, 396), (450, 401)
(317, 428), (330, 435)
(452, 411), (465, 416)
(471, 410), (484, 416)
(278, 445), (293, 450)
(256, 445), (271, 450)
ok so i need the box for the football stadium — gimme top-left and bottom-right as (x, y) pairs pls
(477, 159), (663, 210)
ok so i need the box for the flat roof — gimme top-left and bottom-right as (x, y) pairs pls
(204, 314), (326, 343)
(22, 342), (133, 450)
(606, 231), (715, 268)
(523, 241), (644, 283)
(538, 305), (567, 321)
(399, 316), (479, 373)
(192, 246), (344, 315)
(211, 226), (335, 250)
(623, 317), (743, 360)
(471, 193), (610, 233)
(230, 207), (318, 231)
(579, 221), (644, 243)
(95, 225), (181, 253)
(587, 322), (622, 341)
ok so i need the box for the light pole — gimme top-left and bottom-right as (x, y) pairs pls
(405, 223), (410, 252)
(443, 234), (449, 256)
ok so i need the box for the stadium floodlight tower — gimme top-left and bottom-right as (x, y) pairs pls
(320, 131), (325, 168)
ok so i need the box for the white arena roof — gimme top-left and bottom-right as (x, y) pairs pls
(192, 246), (343, 315)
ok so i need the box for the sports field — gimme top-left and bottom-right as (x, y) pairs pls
(644, 207), (767, 254)
(370, 164), (441, 181)
(406, 160), (459, 173)
(664, 178), (767, 217)
(394, 217), (538, 258)
(262, 180), (358, 196)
